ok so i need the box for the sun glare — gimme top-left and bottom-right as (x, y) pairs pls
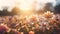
(0, 0), (56, 12)
(19, 0), (35, 11)
(20, 3), (31, 10)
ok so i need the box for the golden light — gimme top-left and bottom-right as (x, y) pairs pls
(0, 0), (56, 16)
(16, 0), (35, 16)
(0, 0), (56, 11)
(20, 3), (31, 11)
(19, 0), (35, 11)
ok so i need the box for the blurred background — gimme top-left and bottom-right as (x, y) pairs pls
(0, 0), (60, 16)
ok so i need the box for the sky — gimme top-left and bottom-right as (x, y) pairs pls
(56, 0), (60, 5)
(0, 0), (58, 11)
